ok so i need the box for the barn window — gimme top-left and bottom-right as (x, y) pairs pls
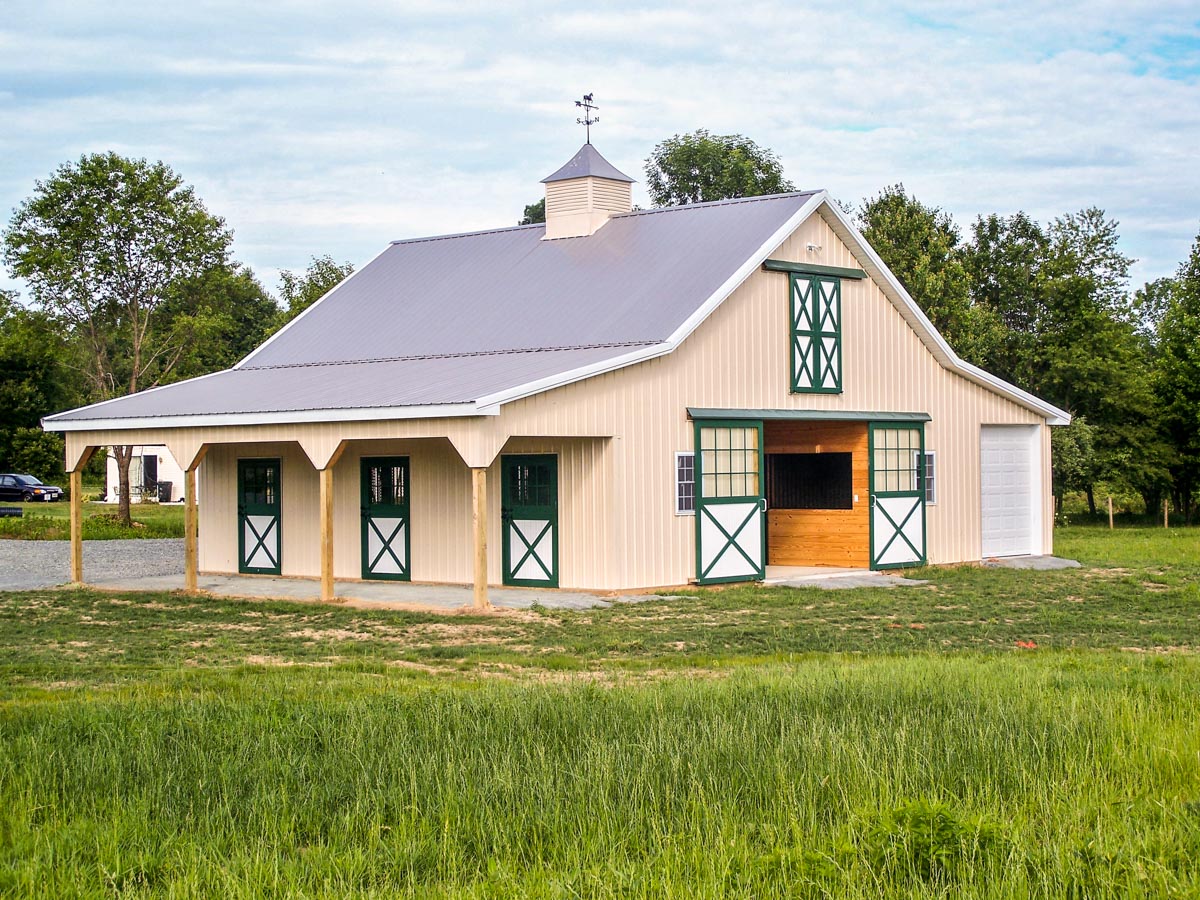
(790, 274), (842, 394)
(675, 452), (695, 515)
(920, 451), (936, 504)
(767, 453), (853, 510)
(698, 426), (761, 498)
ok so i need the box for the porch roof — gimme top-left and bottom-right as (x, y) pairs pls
(687, 408), (932, 423)
(47, 345), (637, 429)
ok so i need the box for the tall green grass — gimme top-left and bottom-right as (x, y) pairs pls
(3, 655), (1198, 897)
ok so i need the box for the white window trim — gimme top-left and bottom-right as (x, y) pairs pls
(675, 451), (696, 516)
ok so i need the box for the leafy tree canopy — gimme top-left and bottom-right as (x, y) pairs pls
(1153, 226), (1200, 517)
(278, 255), (354, 326)
(520, 198), (545, 225)
(164, 264), (281, 380)
(3, 152), (232, 523)
(644, 130), (794, 206)
(855, 184), (986, 361)
(3, 152), (232, 400)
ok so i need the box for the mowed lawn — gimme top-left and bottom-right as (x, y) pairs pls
(1, 527), (1198, 897)
(0, 500), (184, 540)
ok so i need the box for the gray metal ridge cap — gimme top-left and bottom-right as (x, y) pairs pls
(541, 143), (635, 183)
(237, 340), (662, 371)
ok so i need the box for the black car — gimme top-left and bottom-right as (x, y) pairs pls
(0, 473), (64, 502)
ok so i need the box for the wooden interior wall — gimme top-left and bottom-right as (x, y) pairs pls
(765, 421), (870, 567)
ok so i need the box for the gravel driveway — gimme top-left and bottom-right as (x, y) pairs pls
(0, 539), (183, 591)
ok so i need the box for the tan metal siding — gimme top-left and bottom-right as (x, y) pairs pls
(199, 442), (318, 577)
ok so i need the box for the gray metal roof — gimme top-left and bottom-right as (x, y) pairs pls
(46, 191), (820, 424)
(245, 191), (818, 368)
(541, 143), (635, 183)
(51, 346), (645, 422)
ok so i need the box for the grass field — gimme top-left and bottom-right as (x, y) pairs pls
(0, 500), (184, 540)
(1, 525), (1198, 896)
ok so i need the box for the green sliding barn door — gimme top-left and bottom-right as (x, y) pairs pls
(695, 420), (766, 584)
(238, 458), (282, 575)
(501, 455), (558, 587)
(868, 423), (926, 569)
(360, 457), (411, 581)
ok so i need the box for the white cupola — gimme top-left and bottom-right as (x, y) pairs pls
(540, 143), (634, 240)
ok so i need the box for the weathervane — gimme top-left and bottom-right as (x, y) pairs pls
(575, 93), (599, 144)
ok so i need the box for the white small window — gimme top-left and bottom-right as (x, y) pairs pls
(675, 452), (695, 515)
(921, 451), (937, 504)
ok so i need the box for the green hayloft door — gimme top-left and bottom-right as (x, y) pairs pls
(501, 455), (558, 588)
(361, 457), (410, 581)
(238, 458), (281, 575)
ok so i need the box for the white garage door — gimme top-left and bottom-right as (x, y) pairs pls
(980, 426), (1037, 558)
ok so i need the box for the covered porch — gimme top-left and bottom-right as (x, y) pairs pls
(61, 426), (614, 608)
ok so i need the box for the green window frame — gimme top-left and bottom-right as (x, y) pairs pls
(790, 273), (842, 394)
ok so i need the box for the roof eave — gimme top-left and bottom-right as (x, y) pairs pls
(42, 402), (495, 433)
(814, 202), (1072, 426)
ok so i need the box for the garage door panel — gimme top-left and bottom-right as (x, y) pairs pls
(981, 426), (1036, 558)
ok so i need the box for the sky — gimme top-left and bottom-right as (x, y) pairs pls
(2, 0), (1198, 300)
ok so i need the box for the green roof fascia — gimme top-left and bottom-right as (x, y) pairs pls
(762, 259), (867, 279)
(687, 408), (931, 423)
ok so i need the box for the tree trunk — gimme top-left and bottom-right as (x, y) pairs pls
(1055, 487), (1064, 516)
(1085, 484), (1096, 517)
(1139, 488), (1161, 520)
(113, 444), (133, 527)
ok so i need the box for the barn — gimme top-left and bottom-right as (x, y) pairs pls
(44, 142), (1069, 605)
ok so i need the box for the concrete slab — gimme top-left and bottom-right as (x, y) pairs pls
(763, 566), (864, 584)
(773, 572), (929, 589)
(982, 555), (1082, 570)
(86, 571), (663, 612)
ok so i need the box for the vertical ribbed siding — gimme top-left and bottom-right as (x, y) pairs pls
(198, 442), (319, 577)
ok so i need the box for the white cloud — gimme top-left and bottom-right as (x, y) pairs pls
(1, 0), (1197, 299)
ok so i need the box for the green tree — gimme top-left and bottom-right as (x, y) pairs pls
(856, 185), (994, 361)
(164, 264), (280, 379)
(0, 290), (77, 480)
(519, 199), (545, 225)
(1154, 229), (1200, 521)
(644, 130), (794, 206)
(963, 212), (1050, 385)
(277, 255), (354, 326)
(1050, 416), (1098, 515)
(3, 152), (231, 524)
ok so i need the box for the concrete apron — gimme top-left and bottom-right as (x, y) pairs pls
(86, 572), (657, 612)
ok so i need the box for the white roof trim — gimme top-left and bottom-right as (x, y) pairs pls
(476, 343), (673, 408)
(474, 193), (828, 410)
(814, 201), (1071, 426)
(42, 369), (230, 423)
(44, 402), (490, 433)
(235, 244), (392, 370)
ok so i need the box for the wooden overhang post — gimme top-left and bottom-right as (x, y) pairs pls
(472, 467), (490, 609)
(184, 467), (200, 592)
(169, 444), (210, 595)
(69, 468), (84, 585)
(65, 444), (97, 586)
(308, 440), (348, 604)
(319, 466), (335, 602)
